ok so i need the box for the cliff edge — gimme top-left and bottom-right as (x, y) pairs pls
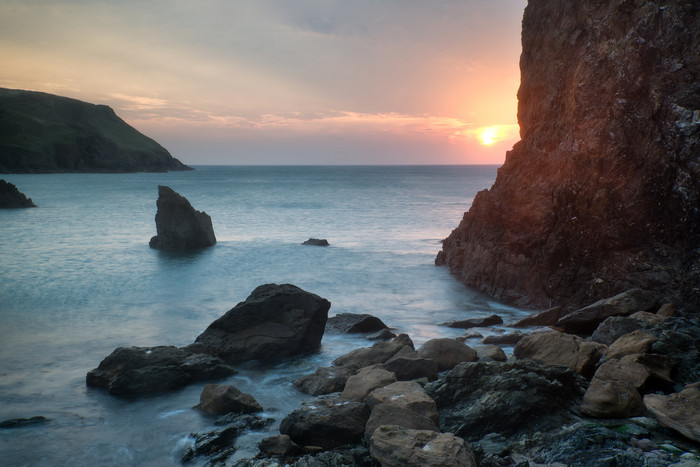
(437, 0), (699, 310)
(0, 88), (191, 173)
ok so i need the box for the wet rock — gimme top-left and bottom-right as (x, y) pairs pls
(194, 384), (263, 415)
(425, 360), (585, 440)
(86, 346), (236, 396)
(333, 334), (413, 368)
(607, 330), (657, 359)
(644, 385), (700, 443)
(0, 416), (48, 428)
(302, 238), (329, 246)
(369, 426), (477, 467)
(555, 289), (658, 335)
(0, 180), (36, 208)
(148, 185), (216, 250)
(366, 328), (396, 340)
(326, 313), (388, 334)
(340, 366), (396, 402)
(381, 346), (439, 381)
(279, 397), (370, 449)
(591, 316), (645, 346)
(193, 284), (330, 364)
(482, 331), (525, 345)
(513, 330), (606, 378)
(417, 338), (478, 371)
(442, 314), (503, 329)
(511, 306), (565, 328)
(474, 345), (507, 362)
(293, 365), (358, 396)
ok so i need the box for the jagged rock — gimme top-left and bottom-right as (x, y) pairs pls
(417, 338), (478, 371)
(279, 397), (370, 449)
(333, 334), (413, 368)
(364, 403), (439, 442)
(85, 346), (236, 396)
(193, 284), (330, 363)
(425, 360), (586, 440)
(148, 185), (216, 250)
(381, 346), (439, 381)
(302, 238), (329, 246)
(590, 316), (645, 346)
(511, 306), (565, 328)
(0, 180), (36, 208)
(442, 314), (503, 329)
(293, 365), (358, 396)
(369, 426), (477, 467)
(473, 345), (507, 362)
(555, 289), (658, 335)
(340, 366), (396, 402)
(513, 330), (606, 378)
(644, 385), (700, 443)
(482, 331), (525, 345)
(326, 313), (388, 334)
(194, 384), (262, 415)
(607, 330), (657, 359)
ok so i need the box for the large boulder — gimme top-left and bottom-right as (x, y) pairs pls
(644, 385), (700, 443)
(193, 284), (330, 363)
(194, 384), (263, 415)
(0, 180), (36, 208)
(417, 338), (478, 371)
(425, 360), (586, 440)
(369, 426), (477, 467)
(333, 334), (413, 368)
(85, 346), (236, 396)
(149, 185), (216, 250)
(513, 330), (606, 378)
(279, 397), (370, 449)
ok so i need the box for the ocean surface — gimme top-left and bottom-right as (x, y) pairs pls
(0, 165), (528, 466)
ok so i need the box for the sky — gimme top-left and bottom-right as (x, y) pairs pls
(1, 0), (527, 165)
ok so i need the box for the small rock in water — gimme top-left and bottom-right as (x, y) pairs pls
(0, 416), (48, 428)
(302, 238), (329, 246)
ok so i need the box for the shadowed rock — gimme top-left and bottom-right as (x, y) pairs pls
(326, 313), (388, 334)
(149, 185), (216, 250)
(302, 238), (329, 246)
(194, 384), (263, 415)
(0, 180), (36, 208)
(417, 338), (478, 371)
(442, 314), (503, 329)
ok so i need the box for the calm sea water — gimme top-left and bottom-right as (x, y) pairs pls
(0, 165), (527, 466)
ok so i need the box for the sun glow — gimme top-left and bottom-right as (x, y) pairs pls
(479, 126), (499, 145)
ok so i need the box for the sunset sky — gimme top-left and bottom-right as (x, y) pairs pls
(1, 0), (527, 165)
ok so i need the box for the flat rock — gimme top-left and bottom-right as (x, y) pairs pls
(513, 330), (606, 378)
(554, 288), (658, 335)
(417, 338), (478, 371)
(607, 330), (657, 360)
(0, 180), (36, 208)
(279, 397), (370, 449)
(340, 365), (396, 401)
(193, 284), (330, 363)
(293, 365), (358, 396)
(194, 384), (263, 415)
(302, 238), (329, 246)
(333, 333), (413, 368)
(369, 426), (477, 467)
(149, 185), (216, 250)
(442, 314), (503, 329)
(644, 386), (700, 443)
(326, 313), (388, 334)
(511, 306), (565, 328)
(482, 331), (526, 345)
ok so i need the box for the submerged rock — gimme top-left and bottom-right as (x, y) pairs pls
(148, 185), (216, 250)
(0, 180), (36, 208)
(193, 283), (330, 364)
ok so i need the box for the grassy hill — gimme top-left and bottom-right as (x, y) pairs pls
(0, 88), (192, 173)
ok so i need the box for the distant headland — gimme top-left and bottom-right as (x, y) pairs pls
(0, 87), (191, 173)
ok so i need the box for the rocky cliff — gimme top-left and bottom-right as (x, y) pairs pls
(437, 0), (699, 310)
(0, 88), (191, 173)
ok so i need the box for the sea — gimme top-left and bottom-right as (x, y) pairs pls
(0, 165), (529, 466)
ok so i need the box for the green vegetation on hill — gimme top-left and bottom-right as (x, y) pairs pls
(0, 87), (192, 173)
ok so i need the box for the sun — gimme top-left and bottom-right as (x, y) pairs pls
(479, 126), (499, 145)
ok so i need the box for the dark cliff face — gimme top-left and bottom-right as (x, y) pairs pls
(0, 88), (192, 173)
(437, 0), (699, 310)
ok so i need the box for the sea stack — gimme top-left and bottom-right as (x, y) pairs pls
(437, 0), (700, 310)
(149, 185), (216, 250)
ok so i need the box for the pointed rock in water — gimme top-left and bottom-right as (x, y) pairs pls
(0, 180), (36, 208)
(193, 283), (330, 363)
(148, 185), (216, 250)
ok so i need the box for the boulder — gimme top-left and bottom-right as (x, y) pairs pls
(326, 313), (388, 334)
(364, 381), (439, 424)
(482, 331), (525, 345)
(644, 385), (700, 443)
(333, 334), (413, 368)
(417, 338), (478, 371)
(513, 330), (606, 378)
(369, 426), (477, 467)
(425, 360), (586, 440)
(607, 330), (657, 360)
(193, 284), (330, 363)
(302, 238), (329, 246)
(86, 346), (236, 396)
(148, 185), (216, 250)
(554, 289), (658, 335)
(364, 403), (439, 441)
(629, 311), (667, 326)
(0, 180), (36, 208)
(340, 366), (396, 402)
(279, 397), (370, 449)
(580, 377), (645, 418)
(381, 346), (439, 381)
(511, 306), (565, 328)
(590, 316), (644, 346)
(442, 314), (503, 329)
(293, 365), (358, 396)
(474, 345), (507, 362)
(258, 434), (298, 458)
(194, 384), (262, 415)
